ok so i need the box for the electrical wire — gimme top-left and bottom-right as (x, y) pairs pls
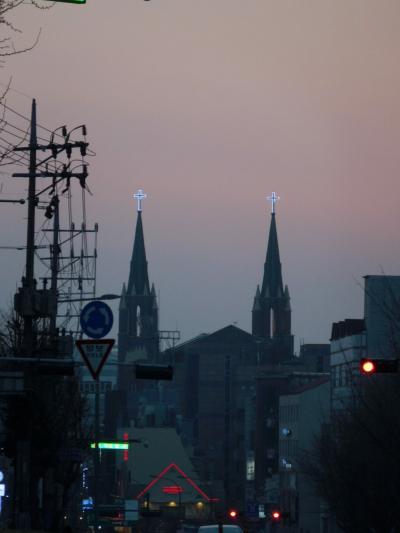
(0, 100), (97, 335)
(0, 101), (96, 156)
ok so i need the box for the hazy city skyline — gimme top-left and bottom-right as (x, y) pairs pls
(1, 0), (400, 350)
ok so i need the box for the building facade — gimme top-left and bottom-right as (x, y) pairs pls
(279, 378), (330, 533)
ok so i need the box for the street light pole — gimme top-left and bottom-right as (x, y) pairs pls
(93, 378), (100, 530)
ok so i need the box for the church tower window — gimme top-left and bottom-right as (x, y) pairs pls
(136, 305), (141, 337)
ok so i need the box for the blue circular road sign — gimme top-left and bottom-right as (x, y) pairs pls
(80, 300), (114, 339)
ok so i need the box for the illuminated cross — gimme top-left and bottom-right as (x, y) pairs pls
(133, 189), (147, 212)
(267, 192), (280, 214)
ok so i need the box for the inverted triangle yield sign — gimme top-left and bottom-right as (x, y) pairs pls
(76, 339), (115, 379)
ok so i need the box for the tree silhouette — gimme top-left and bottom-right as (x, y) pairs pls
(0, 0), (52, 79)
(0, 306), (90, 530)
(301, 374), (400, 533)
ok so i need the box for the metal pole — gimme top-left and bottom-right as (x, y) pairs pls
(16, 100), (37, 525)
(94, 379), (100, 530)
(49, 195), (60, 343)
(23, 99), (37, 355)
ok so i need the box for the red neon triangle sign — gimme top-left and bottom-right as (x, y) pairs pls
(76, 339), (114, 379)
(136, 462), (213, 502)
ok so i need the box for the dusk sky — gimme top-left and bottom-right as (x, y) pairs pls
(1, 0), (400, 350)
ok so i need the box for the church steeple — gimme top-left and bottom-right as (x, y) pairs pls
(252, 193), (293, 359)
(118, 189), (159, 368)
(127, 210), (150, 296)
(261, 212), (283, 299)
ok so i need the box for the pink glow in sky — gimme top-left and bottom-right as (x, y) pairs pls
(1, 0), (400, 349)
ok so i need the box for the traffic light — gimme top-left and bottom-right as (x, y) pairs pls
(360, 358), (398, 374)
(135, 363), (173, 380)
(228, 509), (238, 520)
(271, 510), (281, 521)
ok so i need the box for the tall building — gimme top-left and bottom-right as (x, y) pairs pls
(103, 190), (161, 507)
(326, 277), (400, 531)
(252, 196), (294, 498)
(330, 318), (365, 411)
(279, 377), (330, 532)
(166, 195), (300, 512)
(252, 195), (293, 361)
(167, 325), (260, 509)
(364, 275), (400, 357)
(330, 275), (400, 413)
(106, 190), (160, 438)
(118, 190), (159, 391)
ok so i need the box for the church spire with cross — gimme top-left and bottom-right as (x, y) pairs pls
(127, 190), (150, 296)
(118, 189), (159, 372)
(252, 193), (293, 359)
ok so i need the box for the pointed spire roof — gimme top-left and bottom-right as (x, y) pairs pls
(151, 283), (158, 310)
(127, 211), (150, 296)
(252, 285), (262, 311)
(284, 284), (291, 310)
(261, 213), (284, 298)
(119, 282), (127, 309)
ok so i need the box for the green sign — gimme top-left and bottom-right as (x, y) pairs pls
(90, 442), (129, 450)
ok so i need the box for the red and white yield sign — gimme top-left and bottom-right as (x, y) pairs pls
(76, 339), (115, 380)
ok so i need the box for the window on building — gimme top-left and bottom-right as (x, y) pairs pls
(270, 308), (275, 338)
(136, 305), (141, 337)
(246, 453), (255, 481)
(267, 448), (275, 459)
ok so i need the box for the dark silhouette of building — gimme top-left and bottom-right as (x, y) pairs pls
(252, 211), (293, 361)
(167, 203), (303, 511)
(118, 205), (159, 391)
(107, 194), (330, 519)
(251, 206), (329, 508)
(167, 325), (260, 508)
(299, 343), (330, 372)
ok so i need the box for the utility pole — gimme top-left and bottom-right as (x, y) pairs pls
(8, 99), (91, 528)
(24, 99), (37, 355)
(10, 100), (37, 528)
(13, 101), (89, 354)
(49, 193), (60, 341)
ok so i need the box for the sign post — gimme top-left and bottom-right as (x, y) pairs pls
(78, 300), (114, 531)
(76, 339), (114, 532)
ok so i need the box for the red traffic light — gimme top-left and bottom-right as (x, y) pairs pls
(360, 359), (376, 374)
(360, 358), (398, 374)
(271, 510), (281, 521)
(228, 509), (238, 519)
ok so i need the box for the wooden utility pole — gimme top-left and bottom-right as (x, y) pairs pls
(24, 98), (37, 354)
(10, 99), (90, 528)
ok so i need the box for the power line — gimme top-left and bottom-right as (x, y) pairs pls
(0, 101), (96, 156)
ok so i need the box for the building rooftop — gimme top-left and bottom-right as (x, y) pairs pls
(330, 319), (365, 341)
